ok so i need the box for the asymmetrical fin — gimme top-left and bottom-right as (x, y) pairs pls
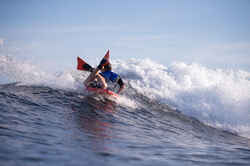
(77, 57), (93, 72)
(98, 50), (110, 69)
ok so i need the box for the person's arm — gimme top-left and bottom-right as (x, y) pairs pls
(117, 78), (125, 94)
(96, 73), (107, 89)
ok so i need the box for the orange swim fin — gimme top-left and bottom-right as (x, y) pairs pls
(104, 50), (110, 61)
(77, 57), (93, 72)
(97, 50), (110, 69)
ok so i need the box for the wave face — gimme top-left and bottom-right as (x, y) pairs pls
(1, 55), (250, 166)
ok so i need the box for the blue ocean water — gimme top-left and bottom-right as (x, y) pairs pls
(0, 56), (250, 166)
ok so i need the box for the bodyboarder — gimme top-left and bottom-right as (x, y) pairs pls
(83, 52), (125, 94)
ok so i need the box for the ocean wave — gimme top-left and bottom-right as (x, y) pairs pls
(1, 55), (250, 138)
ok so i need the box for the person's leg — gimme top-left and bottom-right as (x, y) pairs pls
(96, 74), (107, 89)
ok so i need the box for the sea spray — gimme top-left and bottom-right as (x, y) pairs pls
(0, 55), (76, 89)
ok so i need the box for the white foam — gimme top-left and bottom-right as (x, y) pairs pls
(116, 95), (140, 110)
(113, 58), (250, 138)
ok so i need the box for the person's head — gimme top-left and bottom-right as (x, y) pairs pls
(102, 63), (112, 72)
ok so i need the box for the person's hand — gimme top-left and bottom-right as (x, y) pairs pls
(117, 84), (125, 94)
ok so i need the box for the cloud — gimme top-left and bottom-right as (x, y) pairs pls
(193, 42), (250, 58)
(113, 34), (177, 49)
(189, 42), (250, 71)
(0, 38), (4, 47)
(213, 42), (250, 55)
(22, 24), (133, 34)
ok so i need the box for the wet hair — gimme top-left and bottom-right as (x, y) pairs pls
(104, 63), (112, 71)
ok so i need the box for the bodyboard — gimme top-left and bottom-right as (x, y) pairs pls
(86, 87), (118, 98)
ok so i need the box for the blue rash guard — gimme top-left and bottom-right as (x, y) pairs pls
(100, 71), (119, 82)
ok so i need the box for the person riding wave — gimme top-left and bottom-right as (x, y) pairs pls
(84, 59), (125, 94)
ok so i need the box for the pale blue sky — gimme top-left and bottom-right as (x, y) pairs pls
(0, 0), (250, 71)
